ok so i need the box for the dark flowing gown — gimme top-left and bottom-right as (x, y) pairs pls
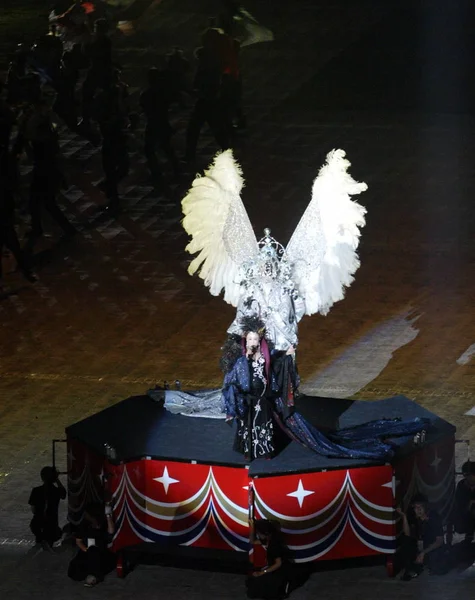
(234, 355), (275, 459)
(222, 353), (429, 461)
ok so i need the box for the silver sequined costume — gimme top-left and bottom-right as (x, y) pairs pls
(227, 230), (305, 350)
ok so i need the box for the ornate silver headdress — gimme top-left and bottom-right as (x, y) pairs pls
(239, 228), (298, 297)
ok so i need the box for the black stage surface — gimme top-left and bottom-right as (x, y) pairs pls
(66, 393), (455, 477)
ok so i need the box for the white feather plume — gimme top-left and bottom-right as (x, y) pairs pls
(286, 149), (367, 316)
(181, 150), (259, 306)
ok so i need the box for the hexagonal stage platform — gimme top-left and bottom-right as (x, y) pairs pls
(66, 393), (455, 574)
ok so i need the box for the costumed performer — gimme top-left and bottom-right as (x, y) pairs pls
(221, 317), (429, 461)
(182, 148), (429, 460)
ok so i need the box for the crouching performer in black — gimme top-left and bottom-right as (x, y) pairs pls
(68, 502), (117, 587)
(397, 494), (447, 580)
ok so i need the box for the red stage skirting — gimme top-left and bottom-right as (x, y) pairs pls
(66, 393), (455, 571)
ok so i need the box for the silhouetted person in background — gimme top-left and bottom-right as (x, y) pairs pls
(451, 461), (475, 544)
(52, 49), (80, 131)
(94, 69), (130, 210)
(28, 466), (66, 550)
(214, 4), (246, 131)
(13, 83), (77, 240)
(140, 66), (181, 188)
(81, 18), (113, 126)
(0, 145), (36, 283)
(184, 28), (232, 163)
(6, 45), (30, 107)
(0, 81), (16, 148)
(30, 22), (64, 84)
(165, 46), (191, 97)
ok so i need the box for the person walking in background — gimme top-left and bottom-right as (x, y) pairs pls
(28, 466), (66, 550)
(140, 66), (181, 189)
(0, 144), (36, 284)
(52, 49), (81, 132)
(81, 18), (113, 127)
(13, 83), (77, 240)
(94, 68), (131, 211)
(0, 80), (16, 148)
(184, 27), (232, 163)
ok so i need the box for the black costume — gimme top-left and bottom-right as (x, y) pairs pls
(185, 31), (231, 161)
(68, 522), (116, 582)
(28, 483), (66, 545)
(0, 150), (34, 282)
(140, 69), (181, 184)
(94, 78), (130, 206)
(234, 354), (275, 459)
(13, 101), (76, 238)
(400, 509), (447, 576)
(452, 478), (475, 539)
(246, 535), (288, 599)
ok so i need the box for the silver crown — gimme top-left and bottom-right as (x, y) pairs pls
(240, 229), (297, 297)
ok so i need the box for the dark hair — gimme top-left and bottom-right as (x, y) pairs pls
(147, 66), (161, 85)
(94, 18), (109, 34)
(219, 335), (242, 373)
(40, 466), (57, 484)
(411, 493), (429, 508)
(463, 461), (475, 476)
(254, 519), (280, 538)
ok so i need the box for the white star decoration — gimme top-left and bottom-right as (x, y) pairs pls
(430, 451), (442, 471)
(153, 466), (179, 495)
(67, 448), (75, 465)
(382, 477), (400, 498)
(287, 479), (314, 508)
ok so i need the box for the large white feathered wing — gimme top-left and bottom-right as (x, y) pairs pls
(286, 149), (367, 316)
(181, 149), (259, 306)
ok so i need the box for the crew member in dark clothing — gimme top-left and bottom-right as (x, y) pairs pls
(13, 89), (76, 239)
(81, 18), (113, 125)
(68, 502), (116, 587)
(93, 69), (130, 210)
(30, 24), (64, 84)
(6, 46), (29, 107)
(140, 67), (181, 187)
(247, 519), (289, 599)
(165, 46), (191, 96)
(52, 50), (80, 131)
(450, 461), (475, 543)
(0, 81), (16, 148)
(398, 494), (446, 580)
(28, 466), (66, 549)
(184, 28), (232, 162)
(0, 147), (36, 283)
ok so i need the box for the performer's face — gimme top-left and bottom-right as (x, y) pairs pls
(246, 332), (260, 350)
